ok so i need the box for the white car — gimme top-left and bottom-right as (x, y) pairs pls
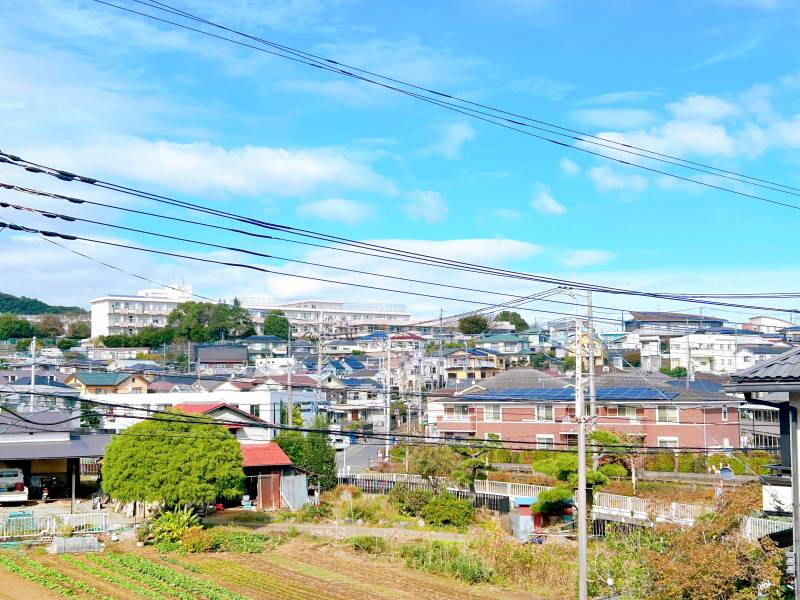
(331, 436), (351, 451)
(0, 468), (28, 503)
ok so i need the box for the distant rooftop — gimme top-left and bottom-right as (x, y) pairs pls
(627, 311), (725, 323)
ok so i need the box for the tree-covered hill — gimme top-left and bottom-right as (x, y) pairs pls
(0, 292), (87, 315)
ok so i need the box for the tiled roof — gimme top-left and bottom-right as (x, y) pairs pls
(245, 335), (286, 343)
(72, 372), (132, 386)
(197, 345), (248, 362)
(263, 374), (320, 387)
(241, 443), (292, 467)
(172, 402), (263, 422)
(733, 346), (800, 382)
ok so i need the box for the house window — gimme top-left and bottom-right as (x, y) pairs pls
(536, 404), (554, 422)
(484, 404), (501, 422)
(657, 437), (679, 448)
(8, 375), (16, 382)
(536, 434), (554, 450)
(617, 405), (636, 418)
(721, 405), (728, 421)
(250, 405), (260, 417)
(656, 406), (679, 423)
(130, 388), (143, 394)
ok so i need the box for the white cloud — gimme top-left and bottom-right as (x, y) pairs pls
(686, 37), (762, 70)
(22, 136), (395, 198)
(570, 108), (657, 128)
(422, 122), (476, 159)
(560, 157), (580, 176)
(587, 166), (648, 194)
(531, 190), (567, 215)
(404, 190), (449, 223)
(296, 198), (375, 226)
(494, 208), (522, 219)
(559, 250), (615, 268)
(666, 95), (740, 121)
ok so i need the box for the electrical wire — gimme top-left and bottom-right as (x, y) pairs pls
(88, 0), (800, 209)
(2, 156), (799, 314)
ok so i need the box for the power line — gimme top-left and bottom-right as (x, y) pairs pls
(88, 0), (800, 210)
(2, 154), (799, 314)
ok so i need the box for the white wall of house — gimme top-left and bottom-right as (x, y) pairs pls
(669, 333), (786, 373)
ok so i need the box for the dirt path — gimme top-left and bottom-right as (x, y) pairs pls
(0, 572), (60, 600)
(253, 522), (467, 541)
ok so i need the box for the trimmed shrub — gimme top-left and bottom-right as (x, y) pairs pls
(388, 484), (434, 517)
(599, 463), (628, 478)
(420, 493), (475, 529)
(532, 486), (573, 515)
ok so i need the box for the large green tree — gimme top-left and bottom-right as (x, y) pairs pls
(0, 314), (35, 339)
(261, 309), (290, 339)
(102, 414), (244, 507)
(167, 299), (255, 342)
(458, 315), (489, 335)
(494, 311), (529, 332)
(67, 320), (91, 339)
(275, 416), (336, 490)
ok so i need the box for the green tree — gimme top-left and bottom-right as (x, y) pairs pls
(167, 301), (216, 342)
(261, 309), (290, 340)
(275, 415), (336, 490)
(458, 315), (489, 335)
(408, 445), (461, 479)
(57, 338), (79, 351)
(134, 326), (176, 348)
(0, 314), (34, 339)
(102, 413), (244, 507)
(623, 350), (641, 367)
(562, 355), (576, 370)
(280, 403), (303, 427)
(35, 314), (64, 338)
(80, 401), (101, 429)
(67, 320), (91, 339)
(660, 366), (688, 378)
(208, 298), (255, 340)
(494, 311), (529, 332)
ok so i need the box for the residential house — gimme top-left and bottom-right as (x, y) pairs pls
(428, 370), (740, 449)
(244, 335), (289, 364)
(624, 311), (725, 336)
(474, 333), (530, 355)
(195, 344), (249, 376)
(64, 372), (151, 395)
(443, 347), (508, 386)
(743, 316), (795, 335)
(107, 359), (162, 372)
(172, 403), (272, 442)
(0, 409), (111, 499)
(669, 333), (790, 374)
(87, 347), (150, 361)
(327, 376), (386, 429)
(389, 333), (427, 352)
(565, 331), (606, 368)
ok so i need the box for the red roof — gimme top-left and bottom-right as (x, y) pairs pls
(241, 443), (292, 467)
(391, 333), (425, 340)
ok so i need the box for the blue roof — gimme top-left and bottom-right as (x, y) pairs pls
(461, 387), (679, 402)
(359, 331), (389, 341)
(341, 377), (381, 389)
(343, 357), (365, 369)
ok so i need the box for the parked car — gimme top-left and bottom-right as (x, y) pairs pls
(0, 468), (28, 503)
(331, 436), (351, 451)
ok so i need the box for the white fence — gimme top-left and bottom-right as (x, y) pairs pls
(741, 516), (791, 541)
(473, 479), (552, 499)
(0, 513), (108, 539)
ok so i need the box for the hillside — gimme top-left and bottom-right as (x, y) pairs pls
(0, 292), (87, 315)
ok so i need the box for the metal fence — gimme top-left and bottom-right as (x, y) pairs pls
(0, 513), (108, 539)
(741, 516), (791, 540)
(336, 476), (510, 514)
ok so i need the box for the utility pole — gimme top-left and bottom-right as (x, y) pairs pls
(686, 318), (692, 390)
(385, 337), (391, 458)
(287, 325), (293, 427)
(30, 336), (37, 394)
(587, 291), (598, 470)
(575, 320), (588, 600)
(316, 311), (322, 415)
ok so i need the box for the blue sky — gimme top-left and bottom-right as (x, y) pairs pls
(1, 0), (800, 326)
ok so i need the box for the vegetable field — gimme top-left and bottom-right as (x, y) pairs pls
(0, 538), (532, 600)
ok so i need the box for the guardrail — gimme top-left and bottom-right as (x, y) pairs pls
(473, 479), (552, 498)
(0, 513), (108, 539)
(741, 516), (791, 540)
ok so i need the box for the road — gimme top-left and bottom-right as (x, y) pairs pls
(336, 442), (380, 473)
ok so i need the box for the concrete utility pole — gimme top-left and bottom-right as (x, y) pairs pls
(30, 336), (37, 394)
(789, 400), (800, 598)
(385, 337), (392, 458)
(315, 311), (323, 415)
(575, 320), (588, 600)
(287, 326), (293, 427)
(587, 291), (598, 470)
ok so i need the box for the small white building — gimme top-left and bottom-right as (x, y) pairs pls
(744, 315), (795, 334)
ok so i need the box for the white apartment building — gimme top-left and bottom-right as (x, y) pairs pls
(743, 315), (795, 334)
(90, 285), (193, 337)
(669, 333), (790, 374)
(236, 298), (412, 336)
